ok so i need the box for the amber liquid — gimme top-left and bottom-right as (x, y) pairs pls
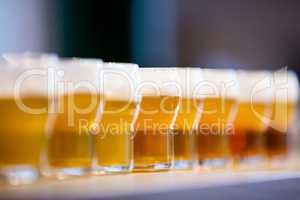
(173, 98), (201, 166)
(47, 93), (101, 168)
(133, 95), (180, 171)
(94, 100), (137, 169)
(197, 98), (237, 161)
(0, 96), (48, 168)
(264, 103), (295, 158)
(265, 128), (287, 157)
(230, 102), (271, 159)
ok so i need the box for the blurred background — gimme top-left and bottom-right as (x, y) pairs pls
(1, 0), (300, 74)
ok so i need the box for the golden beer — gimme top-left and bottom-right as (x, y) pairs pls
(231, 102), (270, 158)
(47, 93), (101, 168)
(173, 68), (203, 169)
(265, 103), (295, 157)
(0, 65), (50, 184)
(229, 70), (273, 168)
(94, 100), (136, 169)
(197, 98), (237, 161)
(133, 68), (180, 171)
(134, 96), (180, 170)
(0, 96), (48, 167)
(93, 63), (139, 173)
(45, 59), (102, 177)
(173, 98), (201, 168)
(196, 69), (239, 168)
(264, 71), (299, 167)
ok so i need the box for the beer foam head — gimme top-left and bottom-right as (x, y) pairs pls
(237, 70), (273, 103)
(138, 67), (180, 97)
(273, 70), (299, 103)
(176, 68), (202, 99)
(58, 58), (103, 94)
(197, 68), (239, 99)
(2, 52), (59, 68)
(102, 62), (140, 102)
(59, 57), (103, 67)
(0, 67), (49, 98)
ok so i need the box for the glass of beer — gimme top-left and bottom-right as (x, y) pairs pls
(173, 68), (203, 170)
(44, 58), (103, 178)
(196, 69), (239, 169)
(0, 63), (50, 185)
(264, 70), (299, 168)
(93, 63), (140, 174)
(133, 68), (181, 171)
(230, 70), (273, 169)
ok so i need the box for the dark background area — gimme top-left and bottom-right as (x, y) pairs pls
(56, 1), (131, 62)
(1, 0), (300, 74)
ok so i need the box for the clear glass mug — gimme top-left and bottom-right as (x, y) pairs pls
(0, 54), (56, 185)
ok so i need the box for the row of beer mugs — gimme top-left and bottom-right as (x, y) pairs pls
(0, 53), (299, 185)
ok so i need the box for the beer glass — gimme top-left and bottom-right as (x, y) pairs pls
(196, 69), (239, 169)
(173, 68), (203, 169)
(93, 63), (140, 173)
(44, 58), (103, 177)
(0, 63), (50, 185)
(264, 70), (299, 168)
(133, 68), (181, 171)
(230, 70), (273, 169)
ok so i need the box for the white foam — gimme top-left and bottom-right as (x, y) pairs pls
(197, 68), (239, 99)
(101, 62), (140, 102)
(0, 54), (60, 98)
(0, 57), (104, 99)
(0, 67), (49, 98)
(273, 70), (299, 103)
(138, 67), (181, 97)
(176, 68), (202, 99)
(58, 58), (103, 94)
(237, 70), (273, 103)
(59, 57), (103, 67)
